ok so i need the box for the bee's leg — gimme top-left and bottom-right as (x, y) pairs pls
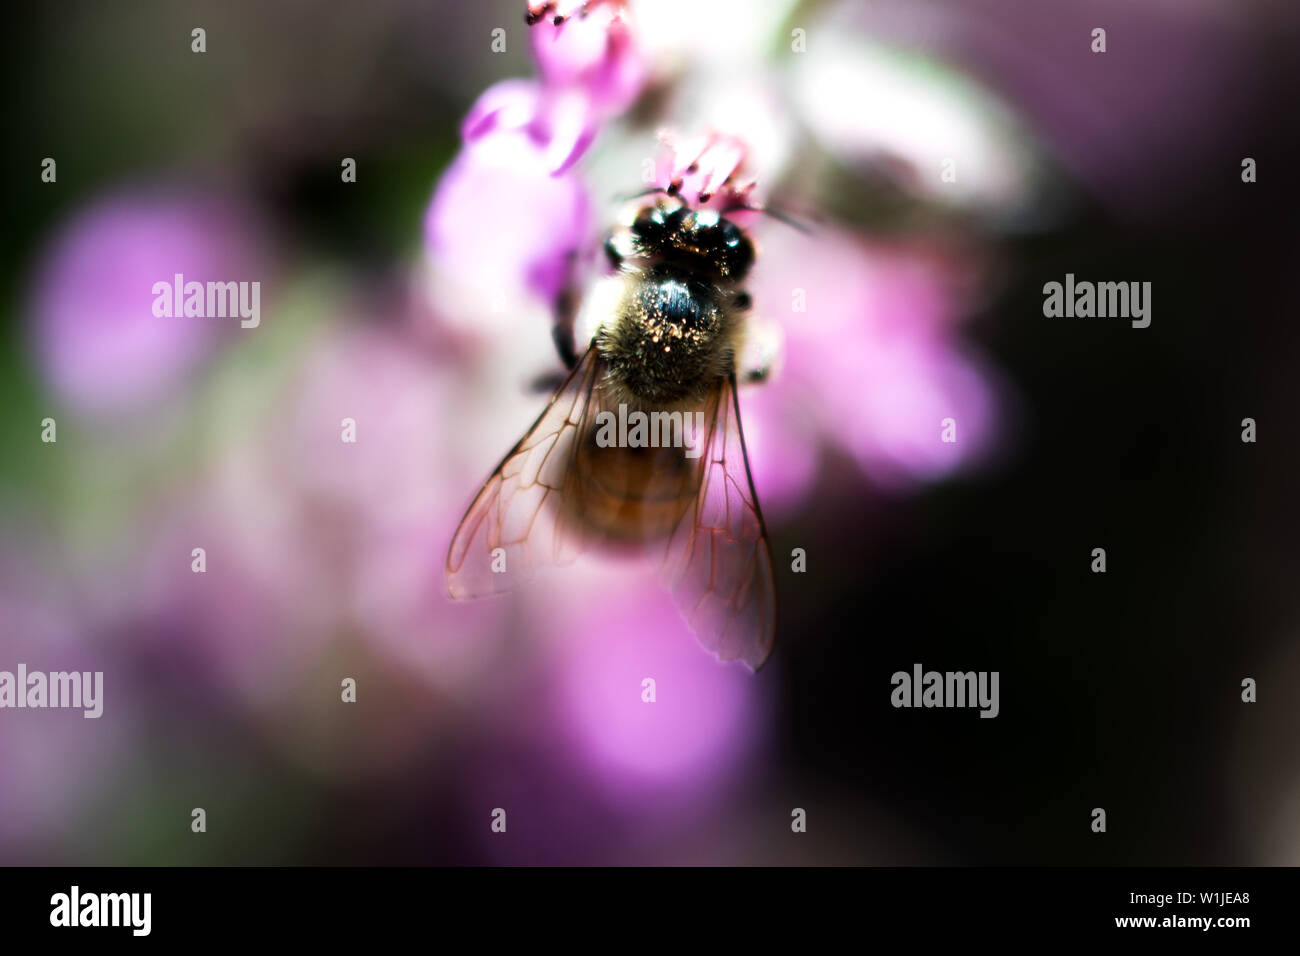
(546, 228), (627, 374)
(741, 358), (773, 384)
(551, 310), (577, 371)
(529, 367), (568, 393)
(603, 237), (622, 270)
(543, 245), (584, 372)
(737, 304), (780, 385)
(548, 278), (579, 371)
(531, 297), (574, 392)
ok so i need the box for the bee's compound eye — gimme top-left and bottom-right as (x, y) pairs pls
(720, 223), (754, 277)
(664, 206), (691, 233)
(633, 207), (668, 242)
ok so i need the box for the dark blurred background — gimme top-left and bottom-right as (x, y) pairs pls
(2, 0), (1298, 865)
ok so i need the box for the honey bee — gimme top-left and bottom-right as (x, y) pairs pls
(446, 190), (775, 670)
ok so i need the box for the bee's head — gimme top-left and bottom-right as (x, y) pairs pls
(629, 200), (754, 282)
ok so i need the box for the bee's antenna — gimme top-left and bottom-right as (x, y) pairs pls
(614, 186), (812, 234)
(721, 201), (813, 234)
(613, 185), (672, 203)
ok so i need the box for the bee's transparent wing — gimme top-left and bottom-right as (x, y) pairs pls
(661, 374), (776, 671)
(446, 346), (602, 598)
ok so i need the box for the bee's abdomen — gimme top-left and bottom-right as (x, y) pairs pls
(598, 271), (732, 406)
(563, 436), (700, 543)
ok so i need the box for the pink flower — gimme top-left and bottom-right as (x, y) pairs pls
(425, 81), (593, 321)
(425, 1), (650, 323)
(543, 566), (764, 796)
(655, 130), (755, 208)
(528, 0), (646, 117)
(0, 542), (129, 853)
(138, 482), (332, 712)
(455, 560), (767, 863)
(745, 225), (1005, 507)
(27, 188), (264, 418)
(424, 0), (1017, 678)
(279, 326), (515, 696)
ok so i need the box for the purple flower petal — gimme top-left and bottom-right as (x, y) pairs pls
(541, 566), (763, 797)
(747, 225), (1006, 491)
(426, 81), (593, 312)
(656, 130), (754, 208)
(529, 1), (646, 116)
(27, 189), (260, 417)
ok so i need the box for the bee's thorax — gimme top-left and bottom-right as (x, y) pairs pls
(596, 269), (736, 407)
